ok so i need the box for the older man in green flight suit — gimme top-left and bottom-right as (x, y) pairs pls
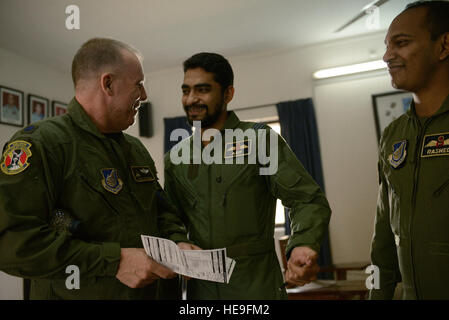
(161, 52), (331, 299)
(0, 38), (177, 299)
(370, 1), (449, 299)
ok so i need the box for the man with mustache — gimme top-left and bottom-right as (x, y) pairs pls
(162, 52), (331, 299)
(370, 1), (449, 299)
(0, 38), (177, 299)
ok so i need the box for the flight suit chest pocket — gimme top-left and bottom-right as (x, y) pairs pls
(129, 165), (159, 211)
(76, 166), (123, 214)
(434, 175), (449, 198)
(177, 183), (197, 210)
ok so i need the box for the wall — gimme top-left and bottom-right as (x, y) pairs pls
(0, 47), (73, 148)
(0, 47), (73, 299)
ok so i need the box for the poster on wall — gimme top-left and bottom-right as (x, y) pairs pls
(52, 101), (68, 116)
(28, 94), (50, 124)
(372, 90), (413, 141)
(0, 86), (24, 127)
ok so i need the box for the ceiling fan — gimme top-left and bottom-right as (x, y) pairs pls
(335, 0), (391, 32)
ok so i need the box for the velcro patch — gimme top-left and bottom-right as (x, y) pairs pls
(131, 166), (155, 182)
(224, 140), (252, 158)
(1, 140), (32, 175)
(421, 132), (449, 157)
(101, 168), (123, 194)
(388, 140), (407, 169)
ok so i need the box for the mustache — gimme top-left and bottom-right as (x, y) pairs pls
(185, 104), (208, 111)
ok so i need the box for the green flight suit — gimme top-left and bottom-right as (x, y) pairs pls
(370, 94), (449, 299)
(0, 98), (180, 299)
(162, 111), (331, 300)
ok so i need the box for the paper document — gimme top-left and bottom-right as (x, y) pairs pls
(141, 235), (236, 283)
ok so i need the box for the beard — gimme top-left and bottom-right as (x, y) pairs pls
(184, 102), (224, 128)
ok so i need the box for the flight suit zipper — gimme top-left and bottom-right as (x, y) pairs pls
(410, 118), (431, 299)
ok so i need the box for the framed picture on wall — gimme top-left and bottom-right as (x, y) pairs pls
(52, 101), (68, 116)
(372, 91), (413, 141)
(0, 86), (24, 127)
(28, 94), (49, 124)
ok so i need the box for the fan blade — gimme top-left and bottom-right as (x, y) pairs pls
(334, 0), (390, 33)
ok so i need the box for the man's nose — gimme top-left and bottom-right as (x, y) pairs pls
(185, 91), (199, 106)
(140, 86), (148, 101)
(383, 45), (394, 64)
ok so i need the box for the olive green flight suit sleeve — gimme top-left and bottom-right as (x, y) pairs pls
(369, 157), (401, 299)
(0, 137), (121, 279)
(267, 132), (331, 258)
(158, 157), (191, 244)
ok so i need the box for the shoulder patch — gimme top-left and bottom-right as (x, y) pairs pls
(1, 140), (33, 175)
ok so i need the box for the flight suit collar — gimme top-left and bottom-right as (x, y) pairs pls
(220, 111), (240, 131)
(406, 93), (449, 120)
(68, 97), (108, 139)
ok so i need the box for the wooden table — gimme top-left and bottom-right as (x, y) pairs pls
(287, 280), (368, 300)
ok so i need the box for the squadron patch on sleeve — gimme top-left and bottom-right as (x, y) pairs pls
(1, 140), (33, 175)
(388, 140), (407, 169)
(421, 132), (449, 158)
(131, 166), (155, 182)
(224, 140), (252, 158)
(101, 168), (123, 194)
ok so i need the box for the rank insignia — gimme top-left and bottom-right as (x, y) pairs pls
(388, 140), (407, 169)
(1, 140), (32, 175)
(131, 166), (155, 182)
(101, 168), (123, 194)
(224, 140), (252, 158)
(421, 132), (449, 158)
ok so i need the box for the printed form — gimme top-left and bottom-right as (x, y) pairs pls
(141, 235), (236, 283)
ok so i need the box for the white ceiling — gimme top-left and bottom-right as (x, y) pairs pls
(0, 0), (410, 74)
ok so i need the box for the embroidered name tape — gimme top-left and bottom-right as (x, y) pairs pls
(101, 168), (123, 194)
(131, 166), (155, 182)
(388, 140), (407, 169)
(1, 140), (32, 175)
(421, 132), (449, 157)
(224, 140), (252, 158)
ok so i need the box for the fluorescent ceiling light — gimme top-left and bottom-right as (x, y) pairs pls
(313, 60), (387, 79)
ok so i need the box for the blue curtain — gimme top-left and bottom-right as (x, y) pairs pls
(163, 116), (192, 154)
(276, 98), (333, 279)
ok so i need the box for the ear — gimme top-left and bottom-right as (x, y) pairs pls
(438, 32), (449, 61)
(100, 73), (114, 96)
(223, 86), (235, 104)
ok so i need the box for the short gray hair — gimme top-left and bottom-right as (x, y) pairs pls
(71, 38), (142, 86)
